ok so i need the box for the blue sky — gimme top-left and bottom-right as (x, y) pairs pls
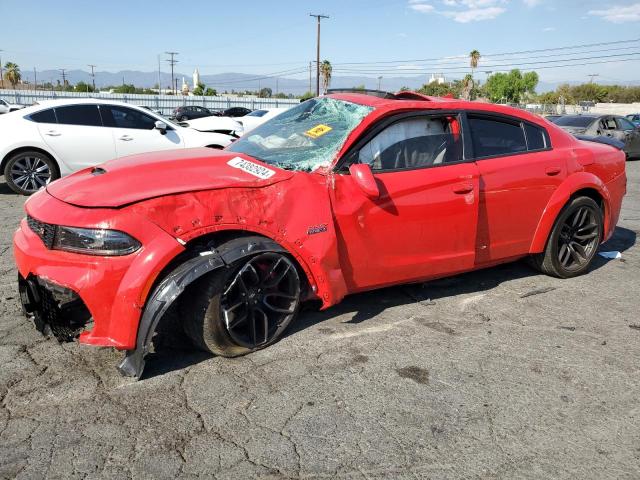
(1, 0), (639, 84)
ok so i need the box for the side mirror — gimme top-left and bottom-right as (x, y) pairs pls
(349, 163), (379, 199)
(154, 120), (167, 135)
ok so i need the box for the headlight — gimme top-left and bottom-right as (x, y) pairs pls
(53, 226), (141, 256)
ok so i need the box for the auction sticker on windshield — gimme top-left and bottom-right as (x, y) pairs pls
(227, 157), (276, 179)
(305, 124), (333, 139)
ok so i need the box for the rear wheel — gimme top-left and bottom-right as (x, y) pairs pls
(4, 151), (58, 195)
(530, 196), (602, 278)
(181, 251), (301, 357)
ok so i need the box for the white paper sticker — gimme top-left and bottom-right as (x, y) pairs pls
(227, 157), (276, 180)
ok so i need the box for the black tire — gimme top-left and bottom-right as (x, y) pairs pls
(4, 150), (58, 195)
(180, 115), (188, 121)
(529, 196), (603, 278)
(180, 250), (301, 357)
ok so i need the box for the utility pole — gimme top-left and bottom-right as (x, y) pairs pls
(588, 73), (599, 84)
(377, 76), (382, 90)
(33, 67), (37, 90)
(60, 69), (67, 89)
(309, 14), (329, 96)
(88, 64), (96, 91)
(165, 51), (179, 95)
(157, 55), (162, 94)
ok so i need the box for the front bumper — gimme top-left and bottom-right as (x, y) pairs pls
(13, 190), (185, 350)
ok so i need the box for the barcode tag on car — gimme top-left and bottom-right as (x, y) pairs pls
(227, 157), (276, 179)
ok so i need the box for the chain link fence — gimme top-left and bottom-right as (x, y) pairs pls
(0, 89), (300, 116)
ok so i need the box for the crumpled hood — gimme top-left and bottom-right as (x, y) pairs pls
(47, 148), (294, 208)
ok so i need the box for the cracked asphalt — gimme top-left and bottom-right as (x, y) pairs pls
(1, 162), (639, 479)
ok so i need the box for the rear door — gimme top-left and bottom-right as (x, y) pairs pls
(467, 113), (565, 264)
(37, 104), (116, 171)
(331, 112), (480, 291)
(100, 105), (183, 157)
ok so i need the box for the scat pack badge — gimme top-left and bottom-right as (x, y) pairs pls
(307, 224), (328, 235)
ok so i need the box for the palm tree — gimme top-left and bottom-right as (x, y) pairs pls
(461, 74), (474, 101)
(469, 50), (481, 78)
(4, 62), (21, 89)
(320, 60), (332, 94)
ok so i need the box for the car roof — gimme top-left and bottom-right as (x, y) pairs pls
(30, 98), (147, 108)
(325, 91), (550, 126)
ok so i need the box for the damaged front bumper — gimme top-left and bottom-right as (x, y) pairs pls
(19, 274), (92, 341)
(13, 190), (186, 351)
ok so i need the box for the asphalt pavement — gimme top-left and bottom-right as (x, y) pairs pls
(1, 162), (639, 479)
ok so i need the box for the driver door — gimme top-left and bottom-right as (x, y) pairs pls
(99, 105), (183, 157)
(330, 113), (480, 291)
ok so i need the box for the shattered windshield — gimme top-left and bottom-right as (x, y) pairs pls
(227, 97), (373, 171)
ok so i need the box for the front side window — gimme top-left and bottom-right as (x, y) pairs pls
(468, 116), (526, 158)
(602, 118), (617, 130)
(54, 105), (102, 127)
(0, 100), (7, 106)
(227, 97), (373, 171)
(102, 106), (157, 130)
(358, 116), (463, 170)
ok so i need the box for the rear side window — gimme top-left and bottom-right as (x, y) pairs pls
(102, 106), (156, 130)
(616, 117), (636, 131)
(358, 115), (463, 170)
(54, 105), (102, 127)
(524, 123), (548, 151)
(468, 116), (527, 158)
(29, 108), (57, 124)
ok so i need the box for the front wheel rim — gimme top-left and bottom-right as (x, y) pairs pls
(220, 253), (300, 349)
(557, 206), (600, 271)
(10, 156), (51, 193)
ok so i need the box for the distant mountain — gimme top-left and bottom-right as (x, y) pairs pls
(24, 68), (640, 95)
(27, 68), (430, 94)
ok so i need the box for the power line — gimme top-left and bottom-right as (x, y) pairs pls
(332, 52), (640, 74)
(332, 45), (640, 72)
(331, 37), (640, 66)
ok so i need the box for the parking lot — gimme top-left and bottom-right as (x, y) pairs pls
(0, 160), (638, 479)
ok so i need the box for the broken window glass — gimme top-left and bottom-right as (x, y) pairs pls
(227, 98), (373, 172)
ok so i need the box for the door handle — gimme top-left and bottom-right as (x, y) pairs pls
(545, 166), (561, 176)
(606, 133), (613, 137)
(119, 135), (133, 141)
(45, 130), (61, 137)
(452, 182), (474, 194)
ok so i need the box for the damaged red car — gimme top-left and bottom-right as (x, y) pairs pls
(14, 91), (627, 378)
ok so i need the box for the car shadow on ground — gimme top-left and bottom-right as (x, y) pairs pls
(138, 226), (637, 379)
(0, 179), (17, 196)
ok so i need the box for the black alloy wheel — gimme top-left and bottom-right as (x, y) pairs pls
(556, 205), (600, 272)
(529, 196), (603, 278)
(221, 253), (300, 349)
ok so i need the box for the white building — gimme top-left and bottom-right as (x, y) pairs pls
(429, 73), (446, 85)
(193, 68), (200, 90)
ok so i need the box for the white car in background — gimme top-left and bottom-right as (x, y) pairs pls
(0, 98), (235, 194)
(237, 107), (290, 134)
(0, 99), (26, 114)
(181, 115), (243, 138)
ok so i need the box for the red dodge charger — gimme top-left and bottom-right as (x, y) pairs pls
(14, 91), (627, 377)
